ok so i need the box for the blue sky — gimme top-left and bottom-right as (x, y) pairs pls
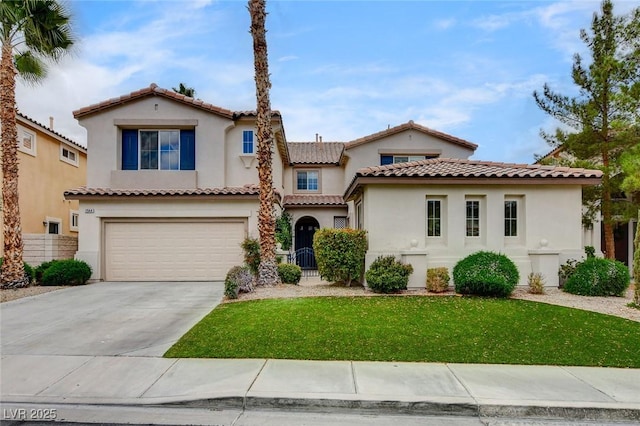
(15, 0), (640, 163)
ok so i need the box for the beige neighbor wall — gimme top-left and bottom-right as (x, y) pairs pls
(361, 184), (584, 288)
(0, 120), (86, 264)
(343, 130), (475, 189)
(75, 198), (259, 281)
(77, 97), (234, 189)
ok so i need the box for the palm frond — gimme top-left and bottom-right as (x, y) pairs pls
(14, 50), (46, 83)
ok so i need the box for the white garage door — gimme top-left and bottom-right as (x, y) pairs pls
(105, 221), (245, 281)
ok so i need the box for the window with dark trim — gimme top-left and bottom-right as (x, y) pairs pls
(426, 199), (441, 237)
(504, 200), (518, 237)
(466, 200), (480, 237)
(243, 130), (254, 154)
(122, 129), (195, 170)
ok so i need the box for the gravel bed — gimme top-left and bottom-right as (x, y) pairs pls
(0, 285), (67, 303)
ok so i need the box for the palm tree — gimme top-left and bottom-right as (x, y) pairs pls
(1, 0), (73, 288)
(249, 0), (279, 285)
(172, 82), (196, 98)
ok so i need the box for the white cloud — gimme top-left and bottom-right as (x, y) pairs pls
(434, 18), (456, 30)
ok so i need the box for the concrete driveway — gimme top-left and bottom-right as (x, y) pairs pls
(0, 281), (223, 357)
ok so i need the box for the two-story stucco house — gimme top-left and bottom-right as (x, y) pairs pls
(1, 113), (87, 265)
(66, 84), (602, 286)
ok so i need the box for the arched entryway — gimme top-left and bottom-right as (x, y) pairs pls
(294, 216), (319, 269)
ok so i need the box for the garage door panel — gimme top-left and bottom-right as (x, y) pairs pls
(105, 221), (245, 281)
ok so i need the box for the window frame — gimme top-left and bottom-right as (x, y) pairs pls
(355, 201), (363, 230)
(139, 129), (181, 171)
(45, 216), (62, 235)
(333, 216), (348, 229)
(17, 125), (37, 156)
(426, 199), (442, 237)
(242, 130), (254, 154)
(465, 199), (481, 238)
(295, 169), (320, 192)
(70, 210), (79, 232)
(504, 200), (518, 237)
(60, 144), (79, 166)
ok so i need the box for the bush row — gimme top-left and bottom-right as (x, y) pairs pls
(0, 258), (91, 286)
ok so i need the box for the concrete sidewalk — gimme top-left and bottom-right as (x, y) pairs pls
(1, 355), (639, 422)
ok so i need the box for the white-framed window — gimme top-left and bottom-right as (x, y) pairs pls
(296, 170), (319, 191)
(334, 216), (348, 229)
(380, 154), (438, 165)
(242, 130), (254, 154)
(45, 216), (61, 235)
(60, 145), (79, 166)
(466, 200), (480, 237)
(426, 198), (442, 237)
(70, 211), (79, 232)
(140, 130), (180, 170)
(504, 200), (518, 237)
(17, 125), (36, 156)
(355, 201), (363, 230)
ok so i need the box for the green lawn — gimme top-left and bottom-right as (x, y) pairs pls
(165, 296), (640, 367)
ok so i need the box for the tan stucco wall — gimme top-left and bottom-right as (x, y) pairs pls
(361, 184), (585, 287)
(75, 198), (259, 280)
(343, 130), (475, 189)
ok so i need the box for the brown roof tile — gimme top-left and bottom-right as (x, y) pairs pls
(64, 185), (268, 198)
(345, 121), (478, 151)
(286, 142), (345, 165)
(283, 194), (346, 207)
(73, 83), (235, 119)
(17, 113), (86, 151)
(356, 158), (603, 179)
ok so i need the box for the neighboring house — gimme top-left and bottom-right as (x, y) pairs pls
(0, 113), (87, 265)
(67, 84), (602, 286)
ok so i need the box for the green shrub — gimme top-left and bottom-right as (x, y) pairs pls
(634, 220), (639, 305)
(527, 272), (545, 295)
(453, 251), (519, 298)
(558, 258), (579, 286)
(584, 246), (596, 259)
(313, 228), (367, 286)
(35, 260), (57, 284)
(241, 238), (261, 276)
(275, 212), (293, 251)
(41, 259), (92, 286)
(563, 257), (630, 297)
(224, 265), (255, 299)
(426, 267), (450, 293)
(0, 257), (35, 284)
(277, 263), (302, 285)
(366, 256), (413, 294)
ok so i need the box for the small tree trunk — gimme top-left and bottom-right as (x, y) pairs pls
(601, 152), (616, 260)
(249, 0), (280, 286)
(1, 41), (27, 288)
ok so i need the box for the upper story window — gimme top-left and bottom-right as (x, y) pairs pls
(243, 130), (254, 154)
(296, 170), (319, 191)
(380, 154), (437, 165)
(70, 210), (79, 232)
(17, 126), (36, 156)
(60, 145), (79, 166)
(121, 129), (195, 171)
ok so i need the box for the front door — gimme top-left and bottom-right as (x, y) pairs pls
(294, 217), (319, 269)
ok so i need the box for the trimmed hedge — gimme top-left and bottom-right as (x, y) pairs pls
(277, 263), (302, 285)
(366, 255), (413, 294)
(426, 267), (450, 293)
(313, 228), (367, 286)
(224, 265), (255, 299)
(453, 251), (519, 298)
(563, 257), (630, 297)
(41, 259), (92, 286)
(35, 260), (56, 284)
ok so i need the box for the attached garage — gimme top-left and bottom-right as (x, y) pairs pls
(104, 220), (246, 281)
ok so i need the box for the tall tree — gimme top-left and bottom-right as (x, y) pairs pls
(249, 0), (279, 285)
(534, 0), (640, 259)
(172, 82), (196, 98)
(1, 0), (74, 288)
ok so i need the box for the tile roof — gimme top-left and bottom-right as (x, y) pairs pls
(345, 121), (478, 151)
(286, 142), (345, 165)
(283, 194), (347, 207)
(64, 185), (267, 198)
(73, 84), (236, 119)
(355, 158), (603, 179)
(17, 112), (86, 151)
